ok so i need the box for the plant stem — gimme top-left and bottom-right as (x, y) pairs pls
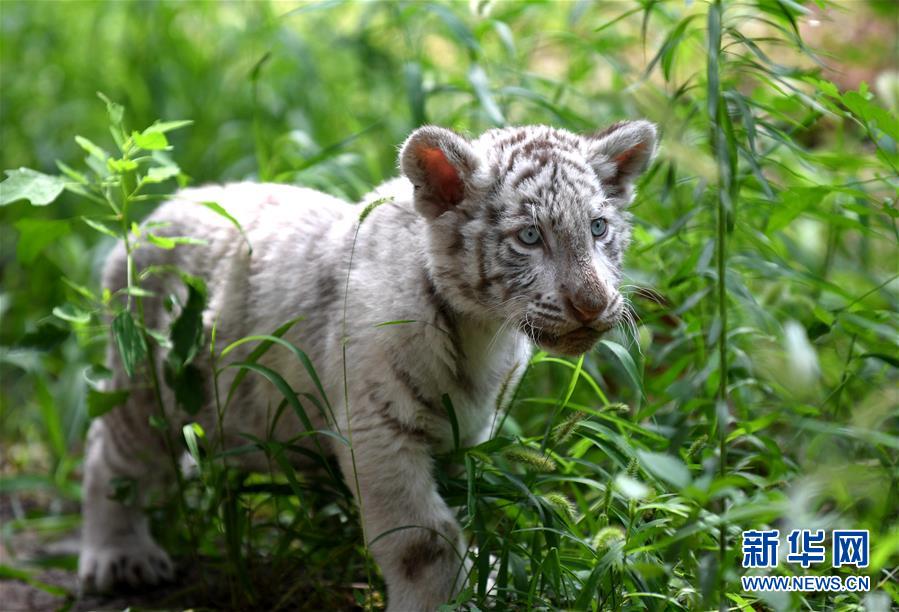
(706, 1), (729, 608)
(341, 219), (375, 610)
(117, 167), (200, 573)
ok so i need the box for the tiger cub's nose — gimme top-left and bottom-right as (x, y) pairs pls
(565, 294), (605, 324)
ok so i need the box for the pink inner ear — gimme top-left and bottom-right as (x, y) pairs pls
(420, 146), (464, 206)
(614, 141), (647, 172)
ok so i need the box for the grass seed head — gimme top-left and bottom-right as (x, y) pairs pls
(551, 410), (589, 445)
(504, 446), (557, 472)
(592, 525), (626, 551)
(542, 492), (576, 520)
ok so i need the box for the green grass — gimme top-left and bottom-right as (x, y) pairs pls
(1, 1), (897, 610)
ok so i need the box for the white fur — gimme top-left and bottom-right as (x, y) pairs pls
(80, 123), (656, 610)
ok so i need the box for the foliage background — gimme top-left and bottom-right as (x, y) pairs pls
(1, 1), (897, 610)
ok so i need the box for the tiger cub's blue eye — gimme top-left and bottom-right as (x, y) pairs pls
(591, 218), (608, 238)
(517, 226), (541, 246)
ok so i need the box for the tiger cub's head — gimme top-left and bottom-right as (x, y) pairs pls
(401, 122), (657, 356)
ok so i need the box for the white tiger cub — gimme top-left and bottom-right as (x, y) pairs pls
(79, 122), (657, 610)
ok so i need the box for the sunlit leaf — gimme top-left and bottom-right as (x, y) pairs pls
(614, 474), (650, 500)
(52, 303), (90, 324)
(636, 450), (692, 489)
(0, 168), (66, 206)
(132, 129), (169, 151)
(145, 165), (180, 184)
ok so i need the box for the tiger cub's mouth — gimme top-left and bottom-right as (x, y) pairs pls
(529, 325), (610, 356)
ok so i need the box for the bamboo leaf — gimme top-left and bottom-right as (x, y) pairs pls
(112, 311), (147, 378)
(598, 339), (642, 393)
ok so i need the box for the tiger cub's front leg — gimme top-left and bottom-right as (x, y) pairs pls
(335, 403), (467, 612)
(79, 415), (175, 591)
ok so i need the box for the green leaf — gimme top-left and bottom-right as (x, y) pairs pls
(806, 76), (840, 99)
(636, 450), (692, 489)
(0, 564), (69, 597)
(705, 0), (722, 121)
(226, 361), (314, 433)
(218, 319), (302, 408)
(1, 168), (67, 206)
(442, 393), (460, 450)
(116, 286), (156, 298)
(373, 319), (416, 328)
(646, 15), (698, 80)
(614, 474), (650, 500)
(770, 186), (831, 231)
(163, 275), (207, 414)
(842, 89), (899, 141)
(55, 160), (88, 185)
(182, 422), (205, 463)
(249, 51), (271, 82)
(220, 330), (332, 422)
(18, 321), (69, 350)
(132, 129), (169, 151)
(97, 91), (124, 127)
(35, 378), (65, 459)
(165, 363), (205, 415)
(167, 276), (207, 372)
(424, 4), (480, 53)
(465, 453), (476, 525)
(271, 442), (306, 503)
(403, 62), (426, 126)
(144, 165), (180, 184)
(598, 339), (643, 392)
(468, 64), (505, 125)
(81, 216), (122, 239)
(107, 157), (138, 174)
(491, 20), (515, 57)
(149, 414), (168, 430)
(74, 135), (108, 161)
(130, 120), (192, 152)
(112, 311), (147, 378)
(145, 233), (206, 249)
(87, 388), (129, 418)
(561, 353), (584, 407)
(859, 352), (899, 368)
(145, 119), (193, 134)
(13, 218), (70, 262)
(52, 303), (90, 324)
(83, 364), (112, 388)
(197, 201), (252, 254)
(573, 560), (606, 609)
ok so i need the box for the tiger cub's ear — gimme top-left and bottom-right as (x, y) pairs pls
(584, 120), (658, 201)
(400, 126), (480, 219)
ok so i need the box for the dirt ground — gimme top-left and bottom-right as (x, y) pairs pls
(0, 521), (207, 612)
(1, 535), (368, 612)
(0, 531), (191, 612)
(0, 566), (197, 612)
(0, 494), (370, 612)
